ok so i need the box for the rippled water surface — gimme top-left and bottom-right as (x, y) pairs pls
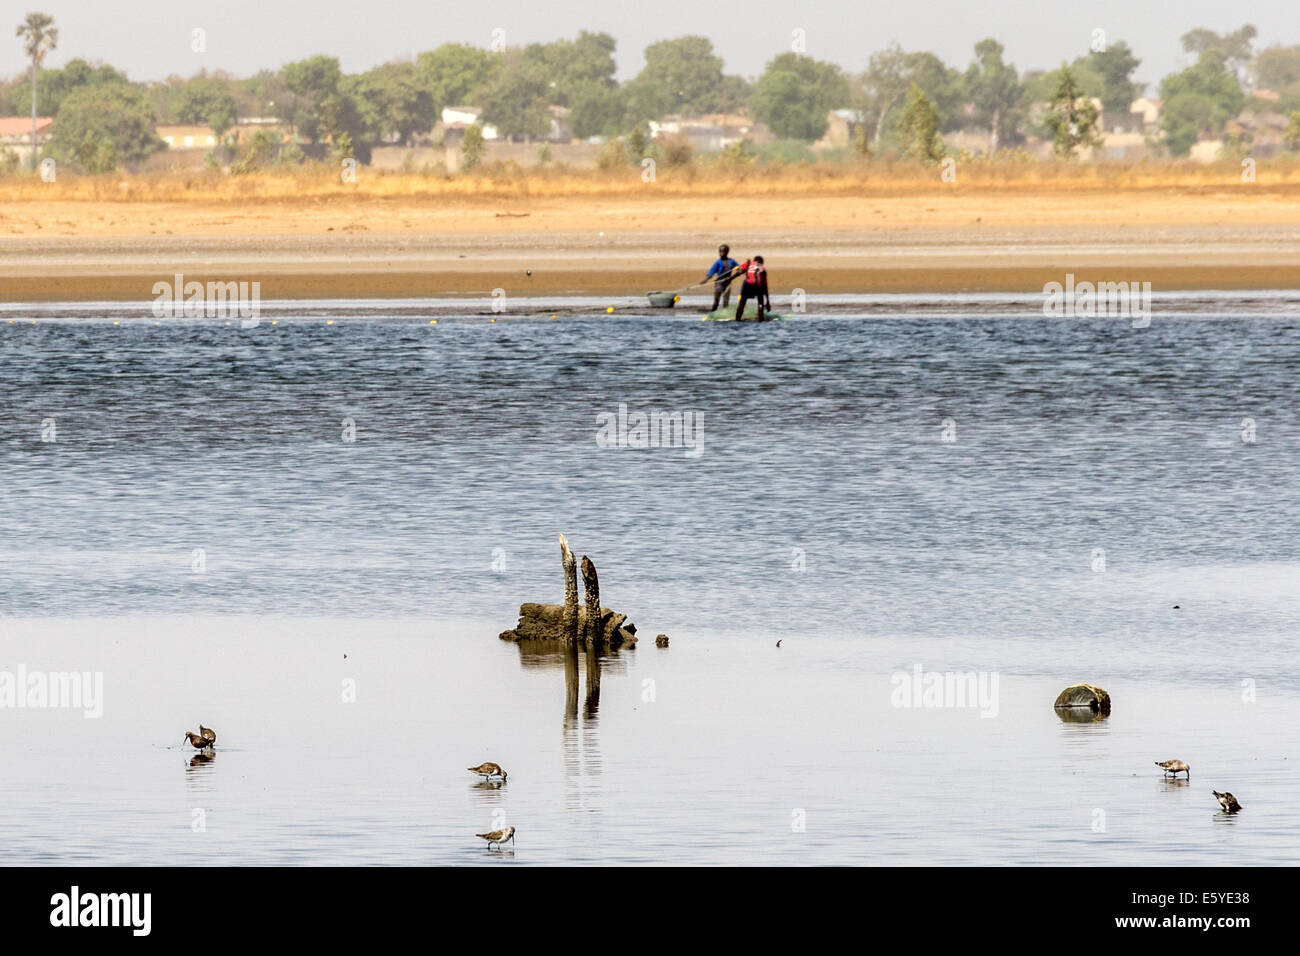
(2, 297), (1298, 864)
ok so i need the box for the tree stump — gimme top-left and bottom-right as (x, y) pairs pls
(581, 555), (601, 650)
(559, 534), (579, 645)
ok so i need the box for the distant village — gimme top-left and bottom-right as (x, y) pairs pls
(5, 18), (1300, 175)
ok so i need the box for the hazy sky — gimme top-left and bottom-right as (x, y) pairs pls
(5, 0), (1299, 91)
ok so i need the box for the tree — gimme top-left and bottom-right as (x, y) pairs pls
(240, 69), (293, 121)
(1160, 52), (1245, 156)
(1181, 25), (1256, 80)
(897, 84), (944, 162)
(751, 53), (850, 141)
(344, 61), (436, 144)
(416, 43), (500, 115)
(50, 83), (164, 171)
(1043, 65), (1101, 157)
(1254, 46), (1300, 90)
(281, 55), (343, 140)
(629, 36), (726, 117)
(964, 38), (1022, 152)
(522, 31), (617, 107)
(176, 76), (239, 137)
(16, 11), (57, 170)
(1285, 111), (1300, 151)
(461, 123), (484, 170)
(568, 82), (625, 139)
(477, 52), (550, 140)
(860, 45), (963, 153)
(23, 58), (129, 126)
(1253, 46), (1300, 113)
(1087, 40), (1142, 114)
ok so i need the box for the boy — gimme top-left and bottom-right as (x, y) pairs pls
(703, 244), (739, 311)
(734, 255), (770, 321)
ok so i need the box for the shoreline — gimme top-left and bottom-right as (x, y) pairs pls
(3, 187), (1299, 299)
(4, 227), (1300, 301)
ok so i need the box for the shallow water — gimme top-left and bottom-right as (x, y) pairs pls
(2, 297), (1298, 864)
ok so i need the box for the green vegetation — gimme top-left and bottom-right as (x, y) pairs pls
(1160, 53), (1245, 156)
(751, 53), (850, 140)
(964, 39), (1022, 152)
(15, 11), (57, 169)
(460, 123), (484, 170)
(9, 11), (1300, 178)
(48, 83), (164, 171)
(897, 85), (945, 163)
(1043, 66), (1102, 157)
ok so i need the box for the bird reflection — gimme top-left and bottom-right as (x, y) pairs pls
(186, 751), (215, 771)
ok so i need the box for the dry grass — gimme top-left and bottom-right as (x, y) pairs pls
(3, 155), (1300, 204)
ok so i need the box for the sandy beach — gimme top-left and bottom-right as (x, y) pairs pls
(3, 185), (1300, 300)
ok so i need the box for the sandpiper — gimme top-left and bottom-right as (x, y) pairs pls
(1155, 759), (1190, 779)
(467, 762), (507, 782)
(183, 725), (217, 750)
(476, 826), (516, 848)
(1212, 790), (1243, 813)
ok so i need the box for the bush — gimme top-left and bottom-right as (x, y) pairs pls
(656, 133), (693, 168)
(597, 139), (630, 170)
(279, 139), (305, 166)
(460, 124), (486, 171)
(230, 130), (279, 175)
(758, 139), (816, 164)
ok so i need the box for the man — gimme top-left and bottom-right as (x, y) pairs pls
(702, 244), (739, 311)
(734, 255), (770, 321)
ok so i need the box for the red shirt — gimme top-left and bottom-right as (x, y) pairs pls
(738, 259), (768, 292)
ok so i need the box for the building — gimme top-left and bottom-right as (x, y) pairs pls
(156, 125), (219, 150)
(649, 113), (757, 152)
(0, 116), (53, 165)
(813, 108), (866, 150)
(1226, 110), (1290, 157)
(1128, 97), (1162, 130)
(440, 107), (498, 143)
(545, 105), (571, 143)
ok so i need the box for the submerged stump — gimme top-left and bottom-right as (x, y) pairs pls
(581, 555), (601, 649)
(559, 534), (579, 645)
(498, 534), (639, 648)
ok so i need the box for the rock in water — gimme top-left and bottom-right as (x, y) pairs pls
(655, 634), (669, 647)
(1053, 683), (1112, 717)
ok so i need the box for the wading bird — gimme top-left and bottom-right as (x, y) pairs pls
(476, 826), (515, 848)
(1212, 790), (1243, 813)
(467, 762), (507, 782)
(1155, 759), (1190, 779)
(184, 725), (217, 750)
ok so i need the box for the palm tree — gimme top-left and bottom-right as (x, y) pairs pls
(15, 12), (58, 170)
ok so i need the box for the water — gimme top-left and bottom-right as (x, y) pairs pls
(2, 297), (1298, 864)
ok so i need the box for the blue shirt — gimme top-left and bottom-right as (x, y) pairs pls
(707, 257), (738, 279)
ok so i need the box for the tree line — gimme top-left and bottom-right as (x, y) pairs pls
(8, 14), (1300, 174)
